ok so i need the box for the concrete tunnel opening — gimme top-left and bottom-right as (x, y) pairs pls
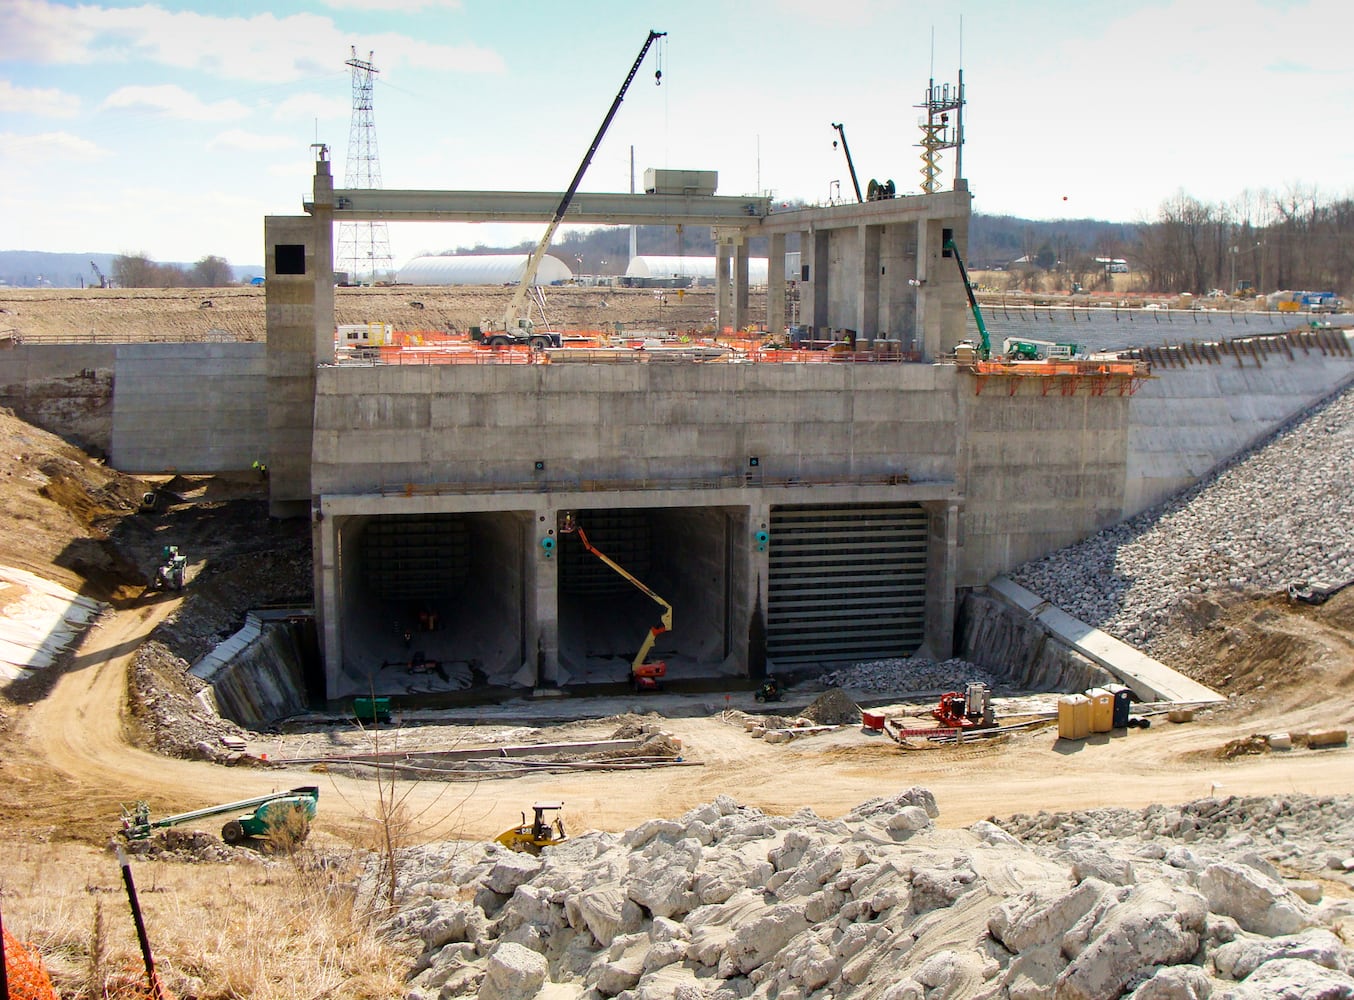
(335, 511), (529, 697)
(556, 506), (747, 685)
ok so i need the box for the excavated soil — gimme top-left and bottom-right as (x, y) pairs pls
(0, 284), (755, 342)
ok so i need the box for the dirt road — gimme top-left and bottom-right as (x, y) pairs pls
(11, 600), (1352, 848)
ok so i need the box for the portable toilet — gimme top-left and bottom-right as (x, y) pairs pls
(1105, 684), (1134, 728)
(1058, 694), (1092, 740)
(1086, 688), (1115, 733)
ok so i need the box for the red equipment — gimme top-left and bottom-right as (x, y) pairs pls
(931, 682), (995, 729)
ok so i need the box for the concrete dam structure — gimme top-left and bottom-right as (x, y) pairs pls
(5, 151), (1352, 706)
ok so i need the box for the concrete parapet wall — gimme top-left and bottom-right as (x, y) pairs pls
(110, 342), (268, 472)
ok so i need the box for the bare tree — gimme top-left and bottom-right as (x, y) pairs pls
(191, 255), (234, 287)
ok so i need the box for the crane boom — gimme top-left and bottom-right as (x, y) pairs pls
(831, 123), (863, 204)
(945, 237), (991, 360)
(503, 29), (666, 334)
(569, 524), (672, 674)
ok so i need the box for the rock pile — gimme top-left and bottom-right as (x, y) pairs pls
(993, 794), (1354, 891)
(381, 788), (1354, 1000)
(1010, 384), (1354, 655)
(819, 658), (1000, 696)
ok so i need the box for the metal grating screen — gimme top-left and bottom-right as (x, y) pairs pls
(767, 503), (928, 666)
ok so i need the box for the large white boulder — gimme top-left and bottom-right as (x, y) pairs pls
(1053, 883), (1208, 1000)
(1199, 862), (1311, 937)
(478, 941), (547, 1000)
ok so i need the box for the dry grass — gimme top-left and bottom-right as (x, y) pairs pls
(0, 284), (743, 343)
(0, 841), (409, 1000)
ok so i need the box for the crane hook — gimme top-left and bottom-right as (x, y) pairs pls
(654, 68), (662, 86)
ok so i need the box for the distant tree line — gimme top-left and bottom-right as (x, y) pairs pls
(112, 253), (235, 288)
(1136, 187), (1354, 297)
(969, 187), (1354, 297)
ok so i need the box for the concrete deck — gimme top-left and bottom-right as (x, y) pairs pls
(987, 576), (1225, 704)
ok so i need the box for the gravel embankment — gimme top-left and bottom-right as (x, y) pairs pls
(1010, 383), (1354, 654)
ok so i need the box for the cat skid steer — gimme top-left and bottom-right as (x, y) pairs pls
(495, 802), (567, 855)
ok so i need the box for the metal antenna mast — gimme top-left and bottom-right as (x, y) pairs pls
(916, 71), (964, 194)
(337, 47), (393, 283)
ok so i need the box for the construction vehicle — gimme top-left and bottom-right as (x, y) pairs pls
(931, 682), (996, 729)
(150, 545), (187, 591)
(559, 511), (670, 691)
(89, 260), (110, 288)
(754, 678), (783, 703)
(1003, 338), (1080, 361)
(495, 801), (568, 854)
(943, 237), (991, 360)
(493, 29), (665, 342)
(120, 786), (319, 845)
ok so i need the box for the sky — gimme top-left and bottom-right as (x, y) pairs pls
(3, 0), (1352, 271)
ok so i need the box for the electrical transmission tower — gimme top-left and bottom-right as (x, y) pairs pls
(336, 47), (393, 283)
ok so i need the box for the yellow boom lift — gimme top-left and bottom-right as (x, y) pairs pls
(559, 512), (670, 691)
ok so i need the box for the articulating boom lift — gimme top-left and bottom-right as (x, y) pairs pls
(559, 512), (671, 690)
(498, 30), (666, 339)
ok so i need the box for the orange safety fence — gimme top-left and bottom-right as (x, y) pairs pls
(972, 360), (1141, 376)
(3, 927), (59, 1000)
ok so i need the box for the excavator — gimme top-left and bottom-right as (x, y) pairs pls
(486, 29), (666, 345)
(558, 511), (670, 691)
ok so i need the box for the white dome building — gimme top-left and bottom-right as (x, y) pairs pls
(625, 254), (801, 286)
(397, 254), (573, 286)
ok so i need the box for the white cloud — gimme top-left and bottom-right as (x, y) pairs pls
(101, 84), (250, 121)
(0, 79), (80, 118)
(318, 0), (461, 8)
(2, 1), (504, 82)
(208, 129), (297, 153)
(0, 0), (99, 63)
(0, 130), (107, 162)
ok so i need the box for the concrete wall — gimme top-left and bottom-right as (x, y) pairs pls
(312, 363), (960, 494)
(956, 387), (1132, 587)
(0, 345), (118, 453)
(109, 343), (268, 472)
(1125, 345), (1354, 516)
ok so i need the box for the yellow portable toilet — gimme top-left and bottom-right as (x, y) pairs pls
(1058, 694), (1092, 740)
(1086, 688), (1115, 733)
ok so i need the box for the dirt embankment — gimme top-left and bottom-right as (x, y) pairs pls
(0, 284), (758, 342)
